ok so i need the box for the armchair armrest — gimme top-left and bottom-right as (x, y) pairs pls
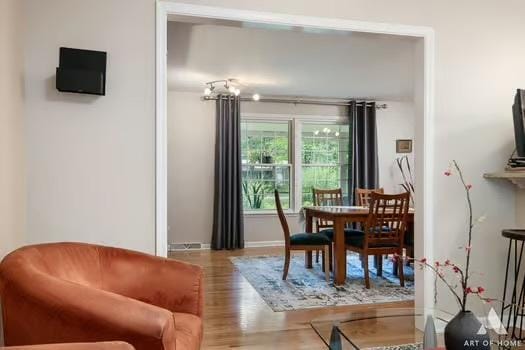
(100, 249), (203, 317)
(2, 342), (135, 350)
(1, 272), (176, 350)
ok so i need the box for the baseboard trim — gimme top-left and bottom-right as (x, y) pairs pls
(245, 240), (285, 248)
(168, 240), (284, 251)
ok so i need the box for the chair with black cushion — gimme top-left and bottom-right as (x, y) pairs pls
(346, 191), (410, 289)
(312, 187), (363, 242)
(275, 190), (331, 282)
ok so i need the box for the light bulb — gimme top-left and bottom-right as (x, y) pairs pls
(314, 130), (319, 135)
(228, 85), (236, 93)
(204, 87), (212, 96)
(335, 131), (340, 137)
(326, 128), (331, 134)
(252, 93), (260, 101)
(234, 88), (241, 96)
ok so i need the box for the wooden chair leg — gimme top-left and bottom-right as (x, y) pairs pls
(377, 255), (383, 277)
(363, 254), (371, 289)
(324, 246), (330, 282)
(283, 250), (290, 280)
(398, 251), (405, 287)
(329, 244), (333, 272)
(406, 247), (413, 267)
(316, 250), (319, 263)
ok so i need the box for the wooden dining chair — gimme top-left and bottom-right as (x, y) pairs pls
(355, 187), (384, 207)
(312, 188), (343, 263)
(345, 191), (410, 289)
(275, 190), (331, 282)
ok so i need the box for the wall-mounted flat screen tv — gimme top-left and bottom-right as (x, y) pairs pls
(513, 89), (525, 157)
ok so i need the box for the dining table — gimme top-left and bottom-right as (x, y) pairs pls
(303, 206), (415, 285)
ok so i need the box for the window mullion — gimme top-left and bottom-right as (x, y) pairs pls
(293, 119), (302, 212)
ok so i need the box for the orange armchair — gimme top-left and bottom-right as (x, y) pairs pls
(0, 243), (204, 350)
(1, 342), (135, 350)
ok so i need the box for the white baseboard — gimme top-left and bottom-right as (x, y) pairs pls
(168, 240), (284, 251)
(245, 240), (285, 248)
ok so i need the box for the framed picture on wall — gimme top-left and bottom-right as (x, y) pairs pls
(396, 139), (413, 153)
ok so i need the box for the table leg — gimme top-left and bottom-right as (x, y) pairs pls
(305, 211), (313, 269)
(333, 218), (347, 285)
(394, 221), (414, 276)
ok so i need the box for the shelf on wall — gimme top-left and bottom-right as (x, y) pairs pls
(484, 171), (525, 189)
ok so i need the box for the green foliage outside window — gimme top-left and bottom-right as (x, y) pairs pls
(241, 120), (350, 211)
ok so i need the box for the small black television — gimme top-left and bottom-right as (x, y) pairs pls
(513, 89), (525, 157)
(56, 47), (106, 96)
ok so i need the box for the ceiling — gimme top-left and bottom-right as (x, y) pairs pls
(167, 18), (418, 101)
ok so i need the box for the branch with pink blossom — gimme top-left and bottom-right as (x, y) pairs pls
(402, 160), (487, 312)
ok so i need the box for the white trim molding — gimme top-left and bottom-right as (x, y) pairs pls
(156, 1), (435, 310)
(155, 1), (168, 257)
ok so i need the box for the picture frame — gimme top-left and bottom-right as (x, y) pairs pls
(396, 139), (413, 153)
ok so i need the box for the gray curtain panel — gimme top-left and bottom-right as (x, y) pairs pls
(349, 101), (379, 205)
(212, 94), (245, 250)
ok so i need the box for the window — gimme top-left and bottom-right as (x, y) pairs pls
(241, 118), (350, 212)
(241, 121), (291, 211)
(301, 123), (350, 206)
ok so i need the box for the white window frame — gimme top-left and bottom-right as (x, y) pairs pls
(241, 113), (349, 215)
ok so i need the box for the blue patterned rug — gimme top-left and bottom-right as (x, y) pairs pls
(230, 253), (414, 311)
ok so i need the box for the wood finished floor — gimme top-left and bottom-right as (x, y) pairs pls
(169, 247), (413, 350)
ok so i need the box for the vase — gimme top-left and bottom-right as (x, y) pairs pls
(444, 311), (490, 350)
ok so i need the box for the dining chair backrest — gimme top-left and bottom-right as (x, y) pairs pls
(312, 188), (343, 230)
(356, 187), (384, 207)
(364, 191), (410, 247)
(274, 190), (291, 247)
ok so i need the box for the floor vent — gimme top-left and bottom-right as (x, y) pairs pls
(169, 242), (205, 251)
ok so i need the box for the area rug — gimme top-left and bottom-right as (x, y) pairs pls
(229, 253), (414, 311)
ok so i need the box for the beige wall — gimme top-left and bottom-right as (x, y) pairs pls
(23, 0), (156, 253)
(168, 91), (415, 244)
(0, 0), (25, 259)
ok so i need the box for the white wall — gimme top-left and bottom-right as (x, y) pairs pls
(377, 102), (415, 194)
(168, 91), (415, 244)
(0, 0), (25, 259)
(22, 0), (524, 314)
(23, 0), (156, 253)
(167, 21), (416, 100)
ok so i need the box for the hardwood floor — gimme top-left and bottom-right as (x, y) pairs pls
(169, 247), (413, 349)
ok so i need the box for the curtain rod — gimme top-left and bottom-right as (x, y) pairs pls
(202, 96), (388, 109)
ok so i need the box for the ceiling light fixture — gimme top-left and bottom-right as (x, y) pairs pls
(203, 79), (259, 99)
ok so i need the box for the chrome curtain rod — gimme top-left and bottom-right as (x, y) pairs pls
(202, 96), (388, 109)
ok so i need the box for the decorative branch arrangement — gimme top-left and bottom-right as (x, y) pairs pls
(396, 155), (415, 206)
(398, 160), (492, 311)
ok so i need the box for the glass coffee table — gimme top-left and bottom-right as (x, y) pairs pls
(310, 308), (521, 350)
